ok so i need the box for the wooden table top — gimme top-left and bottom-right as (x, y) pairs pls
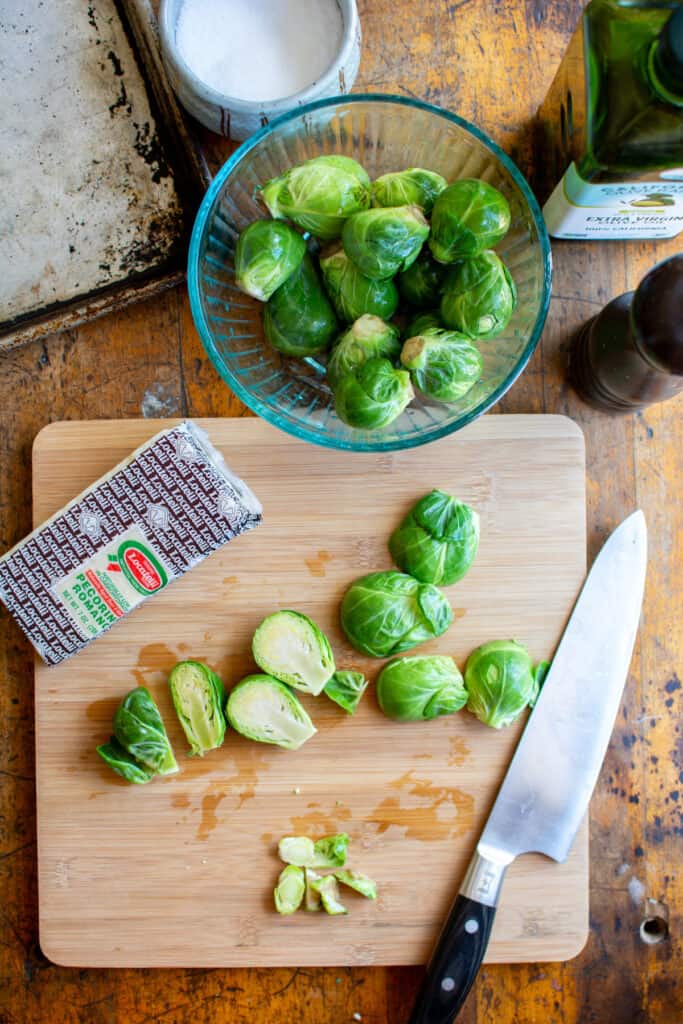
(0, 1), (681, 1021)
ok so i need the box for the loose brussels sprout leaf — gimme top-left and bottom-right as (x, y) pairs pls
(252, 610), (335, 695)
(333, 357), (414, 429)
(278, 833), (349, 868)
(319, 245), (399, 323)
(388, 489), (480, 585)
(168, 660), (226, 757)
(313, 833), (349, 867)
(263, 254), (338, 357)
(465, 640), (536, 729)
(304, 868), (322, 911)
(400, 328), (482, 403)
(311, 874), (348, 915)
(260, 155), (371, 240)
(405, 311), (443, 337)
(372, 167), (448, 214)
(429, 180), (511, 263)
(274, 865), (306, 915)
(96, 736), (155, 785)
(341, 571), (453, 658)
(440, 251), (517, 339)
(398, 250), (447, 307)
(326, 315), (401, 390)
(324, 670), (369, 714)
(226, 674), (317, 749)
(234, 220), (306, 302)
(113, 686), (178, 775)
(341, 205), (430, 280)
(335, 870), (378, 900)
(377, 655), (467, 721)
(529, 660), (550, 708)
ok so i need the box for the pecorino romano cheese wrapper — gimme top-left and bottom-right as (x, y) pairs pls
(0, 421), (262, 665)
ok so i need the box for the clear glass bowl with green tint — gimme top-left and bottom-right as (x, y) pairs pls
(188, 95), (551, 452)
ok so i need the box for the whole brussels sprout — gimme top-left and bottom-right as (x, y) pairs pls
(333, 357), (414, 429)
(260, 155), (371, 240)
(326, 315), (401, 390)
(340, 570), (453, 657)
(398, 250), (447, 307)
(341, 205), (430, 280)
(405, 311), (443, 337)
(263, 254), (338, 357)
(389, 489), (479, 585)
(465, 640), (537, 729)
(319, 245), (399, 323)
(400, 327), (482, 402)
(440, 251), (517, 339)
(372, 167), (447, 214)
(234, 220), (306, 302)
(376, 654), (468, 721)
(429, 180), (511, 263)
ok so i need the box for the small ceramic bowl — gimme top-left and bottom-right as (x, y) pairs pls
(159, 0), (361, 141)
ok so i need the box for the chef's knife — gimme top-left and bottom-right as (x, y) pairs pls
(408, 509), (647, 1024)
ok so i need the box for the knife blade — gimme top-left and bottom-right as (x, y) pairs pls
(408, 509), (647, 1024)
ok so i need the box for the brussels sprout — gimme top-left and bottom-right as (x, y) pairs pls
(260, 155), (371, 240)
(319, 245), (399, 323)
(234, 220), (306, 302)
(529, 660), (550, 708)
(96, 736), (155, 785)
(372, 167), (447, 214)
(304, 867), (322, 911)
(398, 250), (447, 307)
(376, 655), (467, 721)
(168, 660), (226, 757)
(340, 571), (453, 658)
(312, 833), (350, 867)
(226, 674), (317, 749)
(440, 251), (517, 339)
(263, 254), (338, 357)
(400, 328), (482, 403)
(333, 357), (414, 429)
(311, 874), (348, 915)
(389, 490), (479, 586)
(113, 687), (178, 775)
(341, 205), (430, 280)
(335, 870), (378, 900)
(274, 865), (306, 915)
(252, 610), (335, 696)
(465, 640), (537, 729)
(405, 311), (443, 337)
(326, 315), (401, 390)
(429, 180), (511, 263)
(324, 670), (369, 714)
(278, 833), (349, 868)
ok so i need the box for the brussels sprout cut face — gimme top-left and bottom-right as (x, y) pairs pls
(372, 167), (448, 214)
(260, 155), (371, 240)
(234, 220), (306, 302)
(252, 610), (335, 695)
(333, 357), (414, 430)
(341, 205), (430, 280)
(398, 250), (447, 307)
(113, 686), (178, 775)
(319, 246), (399, 323)
(226, 674), (317, 749)
(168, 661), (226, 757)
(400, 328), (483, 403)
(304, 868), (322, 911)
(389, 489), (480, 585)
(465, 639), (536, 729)
(441, 251), (517, 339)
(274, 865), (306, 915)
(335, 870), (378, 900)
(263, 254), (338, 357)
(326, 315), (401, 390)
(429, 179), (511, 263)
(96, 737), (155, 784)
(324, 670), (369, 714)
(311, 874), (348, 915)
(376, 655), (468, 721)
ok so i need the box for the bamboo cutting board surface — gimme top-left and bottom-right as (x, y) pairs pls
(33, 415), (588, 967)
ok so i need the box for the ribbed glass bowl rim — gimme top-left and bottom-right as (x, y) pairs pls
(188, 93), (552, 452)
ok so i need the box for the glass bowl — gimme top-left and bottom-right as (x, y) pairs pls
(188, 95), (552, 451)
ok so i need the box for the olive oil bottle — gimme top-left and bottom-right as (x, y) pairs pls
(538, 1), (683, 239)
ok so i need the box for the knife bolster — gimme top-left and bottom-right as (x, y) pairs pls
(459, 850), (510, 908)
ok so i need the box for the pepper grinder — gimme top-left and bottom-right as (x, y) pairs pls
(569, 254), (683, 410)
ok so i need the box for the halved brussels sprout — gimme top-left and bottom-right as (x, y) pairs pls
(376, 655), (468, 721)
(326, 316), (401, 390)
(341, 205), (430, 280)
(389, 489), (480, 585)
(335, 870), (378, 900)
(311, 874), (348, 915)
(168, 660), (226, 757)
(333, 357), (414, 429)
(260, 155), (371, 240)
(319, 245), (399, 323)
(113, 686), (178, 775)
(372, 167), (447, 214)
(234, 220), (306, 302)
(440, 251), (517, 339)
(304, 867), (322, 911)
(263, 254), (338, 357)
(226, 674), (317, 749)
(274, 865), (306, 915)
(400, 327), (482, 402)
(96, 736), (155, 784)
(429, 180), (511, 263)
(465, 640), (537, 729)
(398, 250), (447, 307)
(278, 833), (349, 868)
(340, 571), (453, 658)
(252, 610), (335, 696)
(324, 670), (369, 714)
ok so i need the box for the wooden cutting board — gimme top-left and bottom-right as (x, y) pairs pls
(33, 416), (588, 967)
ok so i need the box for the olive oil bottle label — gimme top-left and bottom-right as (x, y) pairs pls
(544, 163), (683, 239)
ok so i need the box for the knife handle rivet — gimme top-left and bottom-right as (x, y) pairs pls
(464, 918), (479, 935)
(441, 978), (456, 992)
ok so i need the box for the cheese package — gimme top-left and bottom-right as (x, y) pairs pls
(0, 421), (262, 665)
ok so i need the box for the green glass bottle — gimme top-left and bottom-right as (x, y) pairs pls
(538, 1), (683, 240)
